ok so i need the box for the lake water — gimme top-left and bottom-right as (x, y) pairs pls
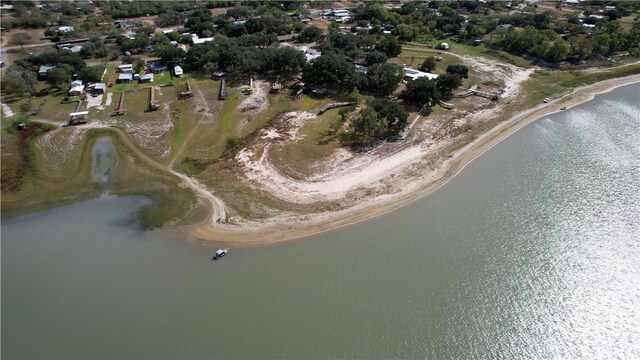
(2, 83), (639, 359)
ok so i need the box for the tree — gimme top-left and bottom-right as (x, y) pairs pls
(365, 51), (387, 66)
(369, 99), (409, 135)
(377, 35), (402, 57)
(46, 67), (71, 89)
(133, 58), (146, 73)
(445, 64), (469, 79)
(347, 88), (363, 104)
(420, 56), (437, 72)
(300, 26), (323, 42)
(116, 35), (135, 53)
(436, 73), (462, 94)
(302, 52), (357, 90)
(364, 63), (403, 96)
(544, 40), (570, 63)
(1, 70), (28, 96)
(203, 62), (218, 76)
(394, 24), (419, 41)
(155, 45), (186, 66)
(346, 107), (388, 145)
(10, 32), (32, 53)
(80, 66), (103, 83)
(400, 77), (440, 106)
(272, 47), (306, 80)
(133, 33), (150, 50)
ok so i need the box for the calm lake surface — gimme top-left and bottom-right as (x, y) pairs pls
(3, 84), (639, 359)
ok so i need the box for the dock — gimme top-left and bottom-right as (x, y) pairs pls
(113, 91), (126, 115)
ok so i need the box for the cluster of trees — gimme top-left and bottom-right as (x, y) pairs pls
(301, 52), (403, 96)
(185, 6), (304, 39)
(342, 99), (409, 146)
(401, 64), (469, 106)
(320, 31), (402, 60)
(175, 37), (306, 79)
(489, 20), (639, 62)
(2, 50), (90, 96)
(95, 1), (210, 20)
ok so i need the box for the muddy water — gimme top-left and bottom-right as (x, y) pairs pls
(91, 136), (118, 188)
(2, 84), (639, 358)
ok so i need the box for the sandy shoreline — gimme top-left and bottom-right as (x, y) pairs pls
(184, 75), (639, 246)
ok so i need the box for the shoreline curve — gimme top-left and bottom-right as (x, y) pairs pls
(182, 75), (640, 247)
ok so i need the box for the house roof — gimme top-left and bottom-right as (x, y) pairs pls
(118, 73), (132, 80)
(68, 85), (84, 93)
(277, 34), (296, 41)
(403, 67), (438, 80)
(174, 66), (183, 74)
(39, 65), (56, 73)
(140, 73), (154, 81)
(192, 37), (214, 44)
(92, 83), (107, 90)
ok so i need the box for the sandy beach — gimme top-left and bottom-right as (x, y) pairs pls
(183, 74), (639, 246)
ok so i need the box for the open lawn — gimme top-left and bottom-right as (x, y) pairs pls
(271, 107), (343, 179)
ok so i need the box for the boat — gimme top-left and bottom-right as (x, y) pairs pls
(211, 248), (229, 260)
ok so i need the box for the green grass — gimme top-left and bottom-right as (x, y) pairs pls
(1, 127), (196, 227)
(272, 108), (342, 179)
(152, 71), (173, 86)
(168, 100), (187, 155)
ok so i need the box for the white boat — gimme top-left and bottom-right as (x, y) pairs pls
(212, 248), (229, 260)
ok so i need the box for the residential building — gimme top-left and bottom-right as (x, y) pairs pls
(174, 66), (184, 77)
(403, 67), (438, 81)
(118, 64), (133, 74)
(38, 65), (56, 77)
(58, 26), (74, 33)
(68, 85), (84, 96)
(139, 73), (154, 83)
(117, 73), (133, 83)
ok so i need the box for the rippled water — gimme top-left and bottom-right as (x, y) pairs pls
(2, 84), (639, 358)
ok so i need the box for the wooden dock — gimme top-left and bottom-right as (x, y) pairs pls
(318, 102), (354, 115)
(113, 91), (126, 115)
(149, 86), (160, 110)
(219, 78), (228, 100)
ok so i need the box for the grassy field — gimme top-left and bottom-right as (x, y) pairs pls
(1, 126), (196, 227)
(271, 107), (343, 179)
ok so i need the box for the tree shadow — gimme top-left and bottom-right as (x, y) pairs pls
(316, 128), (337, 145)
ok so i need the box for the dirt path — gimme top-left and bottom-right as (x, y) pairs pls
(165, 79), (227, 225)
(168, 80), (212, 168)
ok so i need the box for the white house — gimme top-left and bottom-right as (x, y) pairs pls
(139, 73), (154, 83)
(174, 65), (183, 77)
(118, 64), (133, 73)
(68, 85), (84, 96)
(192, 37), (214, 45)
(403, 67), (438, 81)
(117, 73), (132, 83)
(58, 26), (75, 33)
